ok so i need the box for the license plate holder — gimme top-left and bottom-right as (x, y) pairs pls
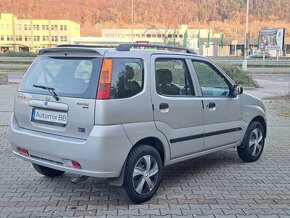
(31, 108), (68, 125)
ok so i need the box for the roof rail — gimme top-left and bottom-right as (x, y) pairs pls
(116, 43), (197, 54)
(57, 44), (116, 48)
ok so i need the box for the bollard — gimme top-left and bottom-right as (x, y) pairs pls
(0, 73), (8, 85)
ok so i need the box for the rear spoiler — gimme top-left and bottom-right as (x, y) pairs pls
(39, 47), (102, 57)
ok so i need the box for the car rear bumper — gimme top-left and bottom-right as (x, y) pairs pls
(9, 114), (133, 178)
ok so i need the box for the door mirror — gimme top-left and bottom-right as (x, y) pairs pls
(232, 85), (243, 96)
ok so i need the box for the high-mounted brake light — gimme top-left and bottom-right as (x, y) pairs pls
(97, 58), (113, 99)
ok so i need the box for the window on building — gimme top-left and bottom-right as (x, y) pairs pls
(25, 36), (31, 41)
(60, 36), (67, 42)
(33, 25), (40, 30)
(42, 36), (49, 41)
(42, 25), (49, 31)
(33, 36), (40, 41)
(0, 35), (4, 41)
(24, 24), (31, 31)
(51, 25), (58, 31)
(51, 36), (58, 42)
(60, 25), (67, 31)
(16, 35), (22, 41)
(6, 35), (13, 41)
(0, 24), (3, 31)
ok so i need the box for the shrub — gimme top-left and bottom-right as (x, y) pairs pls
(220, 64), (258, 87)
(0, 51), (37, 57)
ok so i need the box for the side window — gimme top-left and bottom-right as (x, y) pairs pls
(192, 61), (230, 97)
(155, 58), (194, 96)
(110, 58), (144, 99)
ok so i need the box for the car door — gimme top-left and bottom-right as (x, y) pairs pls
(151, 55), (204, 160)
(191, 59), (243, 150)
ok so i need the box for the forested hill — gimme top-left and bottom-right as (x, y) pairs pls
(1, 0), (289, 37)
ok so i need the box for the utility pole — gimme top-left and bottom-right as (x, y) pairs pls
(235, 26), (238, 56)
(131, 0), (134, 43)
(242, 0), (249, 71)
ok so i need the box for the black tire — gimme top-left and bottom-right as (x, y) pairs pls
(237, 121), (265, 162)
(32, 163), (65, 177)
(123, 144), (162, 204)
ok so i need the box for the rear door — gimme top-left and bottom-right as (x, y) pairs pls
(15, 49), (103, 139)
(151, 55), (204, 160)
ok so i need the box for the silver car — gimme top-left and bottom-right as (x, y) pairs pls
(10, 44), (267, 203)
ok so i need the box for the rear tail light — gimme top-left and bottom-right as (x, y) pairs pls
(18, 147), (29, 156)
(97, 58), (113, 99)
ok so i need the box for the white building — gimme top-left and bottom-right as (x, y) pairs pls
(70, 25), (213, 53)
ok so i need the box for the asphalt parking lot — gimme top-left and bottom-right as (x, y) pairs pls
(1, 84), (290, 218)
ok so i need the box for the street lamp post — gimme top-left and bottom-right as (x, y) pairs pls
(242, 0), (249, 71)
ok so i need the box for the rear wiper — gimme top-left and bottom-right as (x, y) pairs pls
(33, 84), (59, 101)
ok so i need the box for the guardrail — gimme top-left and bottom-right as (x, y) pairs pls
(0, 56), (289, 66)
(0, 57), (35, 62)
(213, 59), (290, 66)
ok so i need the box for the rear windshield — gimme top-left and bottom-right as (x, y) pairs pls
(19, 56), (103, 99)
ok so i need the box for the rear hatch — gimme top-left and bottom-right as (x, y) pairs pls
(15, 48), (103, 139)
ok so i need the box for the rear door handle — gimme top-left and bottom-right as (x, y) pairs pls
(159, 103), (169, 110)
(206, 102), (216, 108)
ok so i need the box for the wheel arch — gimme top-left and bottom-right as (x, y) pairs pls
(250, 115), (267, 138)
(134, 137), (165, 165)
(109, 136), (166, 187)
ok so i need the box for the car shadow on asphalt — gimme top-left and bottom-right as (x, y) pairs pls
(29, 148), (245, 203)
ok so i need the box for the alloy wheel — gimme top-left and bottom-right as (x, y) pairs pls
(249, 128), (263, 156)
(132, 155), (159, 195)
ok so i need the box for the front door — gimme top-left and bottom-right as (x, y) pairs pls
(151, 56), (204, 160)
(191, 60), (243, 150)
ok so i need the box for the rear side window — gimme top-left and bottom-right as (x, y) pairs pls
(110, 58), (144, 99)
(19, 56), (102, 99)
